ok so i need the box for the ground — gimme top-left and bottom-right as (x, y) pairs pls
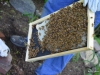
(0, 0), (85, 75)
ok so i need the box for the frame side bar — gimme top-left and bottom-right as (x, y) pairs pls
(25, 25), (32, 61)
(87, 9), (95, 49)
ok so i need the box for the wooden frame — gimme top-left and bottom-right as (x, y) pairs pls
(25, 1), (95, 62)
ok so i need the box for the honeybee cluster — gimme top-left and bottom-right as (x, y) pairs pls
(29, 27), (39, 58)
(40, 3), (87, 53)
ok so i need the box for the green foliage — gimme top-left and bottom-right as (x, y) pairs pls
(85, 73), (92, 75)
(84, 24), (100, 75)
(84, 51), (100, 75)
(0, 16), (2, 19)
(72, 50), (100, 75)
(0, 10), (3, 13)
(22, 13), (38, 23)
(94, 72), (100, 75)
(23, 27), (27, 31)
(94, 23), (100, 45)
(0, 10), (3, 19)
(29, 15), (38, 22)
(6, 73), (10, 75)
(72, 53), (80, 62)
(94, 36), (100, 45)
(15, 50), (19, 54)
(44, 0), (48, 3)
(95, 24), (100, 37)
(11, 10), (15, 13)
(93, 55), (100, 75)
(86, 50), (95, 62)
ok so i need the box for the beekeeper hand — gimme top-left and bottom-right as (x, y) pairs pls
(0, 39), (10, 57)
(83, 0), (100, 12)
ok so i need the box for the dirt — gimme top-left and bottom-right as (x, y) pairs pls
(59, 59), (85, 75)
(33, 0), (45, 12)
(0, 0), (85, 75)
(0, 3), (29, 37)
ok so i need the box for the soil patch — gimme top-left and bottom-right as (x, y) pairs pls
(33, 0), (45, 12)
(59, 59), (85, 75)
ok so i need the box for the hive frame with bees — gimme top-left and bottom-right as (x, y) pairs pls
(25, 1), (94, 62)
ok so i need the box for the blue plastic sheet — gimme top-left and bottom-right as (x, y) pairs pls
(36, 54), (74, 75)
(95, 11), (100, 28)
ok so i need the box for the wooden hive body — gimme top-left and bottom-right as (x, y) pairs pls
(25, 1), (94, 62)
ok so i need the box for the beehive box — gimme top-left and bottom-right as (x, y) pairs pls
(25, 1), (95, 62)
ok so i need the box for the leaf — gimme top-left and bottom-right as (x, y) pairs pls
(44, 0), (48, 3)
(29, 15), (38, 22)
(72, 53), (80, 62)
(94, 72), (100, 75)
(22, 13), (31, 16)
(83, 50), (96, 66)
(22, 13), (38, 22)
(94, 36), (100, 45)
(85, 73), (93, 75)
(95, 24), (100, 37)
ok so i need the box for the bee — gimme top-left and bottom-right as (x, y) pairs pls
(42, 48), (45, 53)
(39, 27), (41, 30)
(32, 25), (35, 29)
(46, 24), (49, 27)
(81, 43), (85, 47)
(92, 23), (94, 27)
(91, 17), (93, 19)
(39, 33), (41, 36)
(41, 26), (44, 30)
(92, 34), (94, 37)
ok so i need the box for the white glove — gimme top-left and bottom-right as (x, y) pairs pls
(0, 39), (10, 57)
(83, 0), (100, 12)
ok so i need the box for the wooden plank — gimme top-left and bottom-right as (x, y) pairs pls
(25, 24), (32, 61)
(29, 15), (50, 26)
(87, 9), (95, 49)
(26, 47), (92, 62)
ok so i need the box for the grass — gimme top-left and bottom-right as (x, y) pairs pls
(95, 24), (100, 37)
(84, 24), (100, 75)
(0, 10), (3, 13)
(87, 55), (100, 75)
(0, 16), (2, 19)
(72, 51), (100, 75)
(22, 13), (38, 23)
(94, 36), (100, 45)
(11, 10), (15, 13)
(44, 0), (48, 3)
(72, 53), (80, 62)
(23, 27), (27, 31)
